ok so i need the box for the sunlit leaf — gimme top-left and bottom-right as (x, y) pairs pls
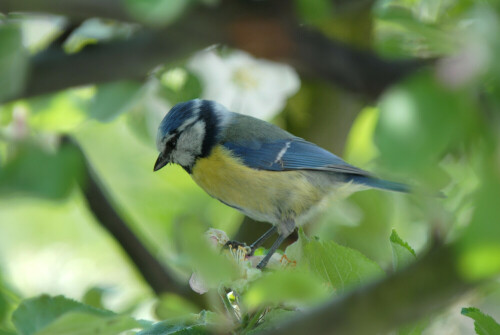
(344, 106), (379, 167)
(397, 318), (430, 335)
(28, 88), (91, 132)
(390, 229), (416, 271)
(294, 0), (333, 25)
(82, 287), (109, 310)
(138, 311), (214, 335)
(89, 81), (141, 122)
(296, 229), (384, 292)
(64, 19), (136, 54)
(36, 312), (142, 335)
(373, 4), (457, 57)
(246, 309), (295, 335)
(0, 275), (19, 334)
(155, 293), (200, 320)
(0, 24), (28, 102)
(0, 143), (84, 200)
(12, 295), (113, 335)
(18, 14), (64, 54)
(0, 103), (15, 126)
(375, 71), (470, 181)
(458, 155), (500, 280)
(243, 270), (326, 309)
(159, 68), (202, 105)
(314, 188), (395, 265)
(123, 0), (190, 27)
(461, 307), (500, 335)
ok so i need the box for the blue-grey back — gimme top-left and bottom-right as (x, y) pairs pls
(220, 112), (297, 145)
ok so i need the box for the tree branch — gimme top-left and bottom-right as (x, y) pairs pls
(2, 0), (429, 102)
(68, 139), (206, 308)
(21, 27), (215, 100)
(291, 27), (431, 97)
(263, 245), (474, 335)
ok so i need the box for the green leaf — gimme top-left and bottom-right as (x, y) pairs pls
(247, 309), (295, 335)
(12, 295), (113, 335)
(35, 312), (141, 335)
(461, 307), (500, 335)
(458, 156), (500, 280)
(0, 281), (9, 324)
(0, 295), (7, 326)
(64, 19), (136, 54)
(243, 270), (326, 309)
(139, 323), (208, 335)
(28, 88), (91, 132)
(344, 106), (379, 167)
(155, 293), (200, 320)
(123, 0), (190, 27)
(390, 229), (416, 271)
(374, 5), (456, 57)
(159, 68), (202, 105)
(138, 311), (214, 335)
(0, 103), (15, 126)
(294, 0), (333, 26)
(89, 81), (141, 122)
(0, 274), (20, 334)
(0, 24), (28, 102)
(313, 189), (394, 266)
(297, 229), (384, 292)
(397, 318), (429, 335)
(375, 71), (470, 177)
(0, 143), (85, 200)
(82, 287), (108, 310)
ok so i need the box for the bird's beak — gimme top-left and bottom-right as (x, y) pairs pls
(154, 152), (169, 172)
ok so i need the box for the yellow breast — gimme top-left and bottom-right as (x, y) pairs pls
(191, 146), (324, 223)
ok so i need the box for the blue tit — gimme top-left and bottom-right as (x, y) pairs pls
(154, 99), (409, 269)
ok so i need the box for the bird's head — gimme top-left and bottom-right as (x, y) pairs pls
(154, 99), (228, 173)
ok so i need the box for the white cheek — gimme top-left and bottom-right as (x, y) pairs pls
(171, 122), (206, 167)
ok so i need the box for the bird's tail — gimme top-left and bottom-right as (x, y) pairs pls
(347, 175), (411, 193)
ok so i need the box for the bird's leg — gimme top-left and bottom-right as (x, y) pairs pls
(249, 226), (277, 256)
(224, 226), (276, 253)
(256, 220), (294, 269)
(256, 233), (288, 269)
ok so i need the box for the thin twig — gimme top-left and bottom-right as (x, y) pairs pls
(67, 138), (207, 308)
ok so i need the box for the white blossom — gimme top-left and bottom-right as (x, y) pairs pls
(188, 228), (295, 295)
(188, 49), (300, 120)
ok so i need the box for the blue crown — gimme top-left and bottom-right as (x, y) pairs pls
(158, 99), (201, 136)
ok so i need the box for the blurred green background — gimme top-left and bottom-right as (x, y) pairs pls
(1, 0), (500, 334)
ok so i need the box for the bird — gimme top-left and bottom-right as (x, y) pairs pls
(154, 99), (409, 269)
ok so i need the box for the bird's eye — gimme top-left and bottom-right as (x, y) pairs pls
(170, 137), (177, 147)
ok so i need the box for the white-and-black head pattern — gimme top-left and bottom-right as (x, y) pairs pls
(155, 99), (230, 173)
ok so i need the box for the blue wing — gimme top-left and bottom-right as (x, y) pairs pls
(223, 138), (371, 176)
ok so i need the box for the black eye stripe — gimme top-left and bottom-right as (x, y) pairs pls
(168, 118), (202, 147)
(169, 132), (180, 145)
(163, 116), (204, 154)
